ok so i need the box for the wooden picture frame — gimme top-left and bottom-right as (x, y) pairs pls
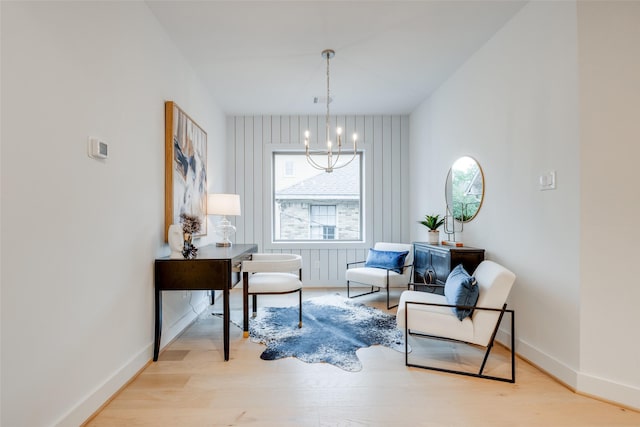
(164, 101), (207, 242)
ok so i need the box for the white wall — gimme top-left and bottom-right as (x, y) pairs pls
(410, 0), (640, 410)
(228, 115), (410, 286)
(0, 2), (226, 426)
(411, 0), (582, 389)
(577, 1), (640, 408)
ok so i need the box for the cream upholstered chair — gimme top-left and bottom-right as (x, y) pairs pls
(345, 242), (413, 309)
(241, 253), (303, 338)
(397, 260), (516, 382)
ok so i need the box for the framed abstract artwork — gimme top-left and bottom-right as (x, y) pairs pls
(164, 101), (207, 241)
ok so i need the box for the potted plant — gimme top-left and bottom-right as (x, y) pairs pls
(419, 214), (445, 244)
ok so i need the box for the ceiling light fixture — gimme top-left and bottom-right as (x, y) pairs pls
(303, 49), (358, 173)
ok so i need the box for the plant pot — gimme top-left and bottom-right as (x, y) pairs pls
(428, 230), (440, 244)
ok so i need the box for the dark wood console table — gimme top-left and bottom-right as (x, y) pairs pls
(154, 243), (257, 361)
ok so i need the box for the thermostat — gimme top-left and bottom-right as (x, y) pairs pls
(88, 137), (109, 159)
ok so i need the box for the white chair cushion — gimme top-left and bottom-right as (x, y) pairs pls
(345, 267), (409, 288)
(397, 290), (474, 343)
(344, 242), (413, 290)
(397, 260), (515, 347)
(242, 253), (302, 273)
(469, 260), (516, 346)
(248, 272), (302, 293)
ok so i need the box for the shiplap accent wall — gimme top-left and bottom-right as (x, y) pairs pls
(227, 115), (411, 286)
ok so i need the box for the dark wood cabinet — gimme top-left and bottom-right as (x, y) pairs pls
(412, 242), (485, 294)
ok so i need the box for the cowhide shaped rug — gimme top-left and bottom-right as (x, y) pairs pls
(237, 294), (405, 372)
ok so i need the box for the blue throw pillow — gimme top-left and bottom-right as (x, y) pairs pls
(364, 248), (409, 274)
(444, 264), (479, 321)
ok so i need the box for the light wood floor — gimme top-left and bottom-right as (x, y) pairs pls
(87, 289), (640, 426)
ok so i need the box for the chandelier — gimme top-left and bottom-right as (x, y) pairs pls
(304, 49), (358, 173)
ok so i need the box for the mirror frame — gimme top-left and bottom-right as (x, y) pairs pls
(445, 156), (485, 223)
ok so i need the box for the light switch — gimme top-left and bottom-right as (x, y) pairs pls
(539, 171), (556, 191)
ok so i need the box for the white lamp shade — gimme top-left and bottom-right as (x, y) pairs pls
(208, 193), (241, 216)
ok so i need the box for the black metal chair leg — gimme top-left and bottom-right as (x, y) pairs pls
(347, 281), (381, 300)
(479, 304), (507, 375)
(298, 289), (302, 328)
(405, 301), (515, 383)
(252, 294), (257, 317)
(386, 287), (399, 310)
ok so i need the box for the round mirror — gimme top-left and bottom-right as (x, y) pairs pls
(445, 156), (484, 222)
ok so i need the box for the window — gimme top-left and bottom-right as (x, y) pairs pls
(284, 160), (295, 177)
(273, 152), (362, 242)
(310, 205), (336, 240)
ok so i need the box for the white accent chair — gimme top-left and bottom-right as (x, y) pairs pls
(397, 260), (516, 382)
(241, 253), (303, 338)
(345, 242), (413, 309)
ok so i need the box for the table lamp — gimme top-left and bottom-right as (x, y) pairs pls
(208, 193), (241, 247)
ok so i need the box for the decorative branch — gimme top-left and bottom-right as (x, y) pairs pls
(180, 213), (201, 259)
(180, 213), (201, 234)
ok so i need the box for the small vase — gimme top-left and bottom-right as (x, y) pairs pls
(428, 230), (440, 244)
(168, 224), (183, 259)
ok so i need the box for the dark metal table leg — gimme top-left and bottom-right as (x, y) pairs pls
(243, 272), (249, 338)
(223, 286), (230, 361)
(153, 289), (162, 361)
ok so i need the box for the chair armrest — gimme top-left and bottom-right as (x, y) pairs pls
(346, 260), (366, 268)
(420, 283), (444, 288)
(346, 261), (412, 269)
(388, 263), (413, 274)
(405, 300), (510, 314)
(411, 279), (444, 294)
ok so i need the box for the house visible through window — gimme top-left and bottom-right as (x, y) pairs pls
(273, 152), (362, 242)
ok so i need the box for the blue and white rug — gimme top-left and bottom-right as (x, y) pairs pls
(237, 294), (405, 372)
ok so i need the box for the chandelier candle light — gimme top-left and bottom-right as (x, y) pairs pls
(304, 49), (358, 173)
(208, 193), (241, 247)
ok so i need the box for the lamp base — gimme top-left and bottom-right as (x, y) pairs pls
(215, 217), (236, 248)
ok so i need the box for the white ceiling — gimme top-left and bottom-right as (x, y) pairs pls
(146, 1), (527, 115)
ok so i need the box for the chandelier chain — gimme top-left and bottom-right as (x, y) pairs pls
(326, 50), (331, 145)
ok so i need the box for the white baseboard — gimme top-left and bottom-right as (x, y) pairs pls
(55, 296), (210, 427)
(578, 371), (640, 411)
(54, 345), (150, 427)
(515, 337), (578, 388)
(304, 281), (344, 287)
(511, 336), (639, 411)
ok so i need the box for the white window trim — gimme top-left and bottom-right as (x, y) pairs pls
(263, 144), (372, 250)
